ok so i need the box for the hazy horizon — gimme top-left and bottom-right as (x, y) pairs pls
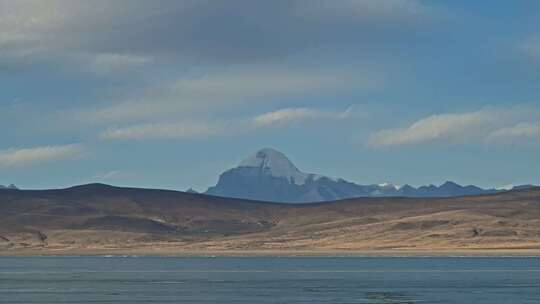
(1, 146), (533, 192)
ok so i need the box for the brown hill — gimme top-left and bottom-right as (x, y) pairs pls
(1, 183), (540, 255)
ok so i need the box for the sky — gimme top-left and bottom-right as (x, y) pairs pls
(1, 0), (540, 191)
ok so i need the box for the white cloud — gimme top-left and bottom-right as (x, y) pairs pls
(0, 2), (64, 42)
(487, 122), (540, 141)
(252, 107), (352, 127)
(0, 144), (83, 167)
(368, 110), (493, 147)
(368, 106), (540, 147)
(100, 121), (232, 140)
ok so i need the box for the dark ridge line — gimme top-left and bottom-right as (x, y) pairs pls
(2, 183), (538, 207)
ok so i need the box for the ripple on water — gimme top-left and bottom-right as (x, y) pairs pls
(365, 291), (419, 304)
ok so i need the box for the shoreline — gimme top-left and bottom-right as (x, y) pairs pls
(3, 248), (540, 257)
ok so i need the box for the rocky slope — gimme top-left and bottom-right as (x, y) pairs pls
(205, 148), (500, 202)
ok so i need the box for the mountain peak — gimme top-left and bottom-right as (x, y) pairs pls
(206, 149), (502, 203)
(440, 181), (460, 188)
(238, 148), (309, 185)
(239, 148), (298, 170)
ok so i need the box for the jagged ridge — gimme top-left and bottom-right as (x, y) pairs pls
(205, 148), (507, 203)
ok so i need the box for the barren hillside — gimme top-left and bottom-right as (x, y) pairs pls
(1, 184), (540, 254)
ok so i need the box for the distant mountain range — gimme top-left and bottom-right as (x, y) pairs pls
(1, 149), (535, 203)
(0, 184), (18, 190)
(206, 148), (533, 203)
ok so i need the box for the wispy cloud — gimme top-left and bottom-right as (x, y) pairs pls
(85, 53), (151, 74)
(100, 121), (232, 140)
(170, 69), (345, 100)
(0, 144), (83, 167)
(368, 110), (492, 147)
(252, 107), (352, 127)
(368, 107), (540, 147)
(93, 170), (133, 180)
(100, 106), (353, 140)
(487, 122), (540, 142)
(81, 67), (374, 124)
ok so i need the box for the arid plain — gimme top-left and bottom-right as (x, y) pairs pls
(1, 184), (540, 256)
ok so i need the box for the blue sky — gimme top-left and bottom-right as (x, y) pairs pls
(1, 0), (539, 191)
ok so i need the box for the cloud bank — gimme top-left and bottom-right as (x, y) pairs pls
(0, 0), (433, 65)
(369, 107), (540, 147)
(0, 144), (83, 167)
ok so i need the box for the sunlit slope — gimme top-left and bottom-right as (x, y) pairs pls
(1, 184), (539, 252)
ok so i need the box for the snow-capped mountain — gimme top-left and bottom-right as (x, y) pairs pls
(0, 184), (18, 190)
(496, 184), (536, 191)
(237, 148), (311, 185)
(205, 148), (502, 203)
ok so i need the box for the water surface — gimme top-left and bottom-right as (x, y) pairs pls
(1, 256), (539, 303)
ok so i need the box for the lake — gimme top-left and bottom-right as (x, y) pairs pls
(1, 256), (539, 303)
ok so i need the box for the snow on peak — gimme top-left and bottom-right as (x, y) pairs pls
(378, 182), (400, 190)
(238, 148), (309, 185)
(496, 184), (515, 191)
